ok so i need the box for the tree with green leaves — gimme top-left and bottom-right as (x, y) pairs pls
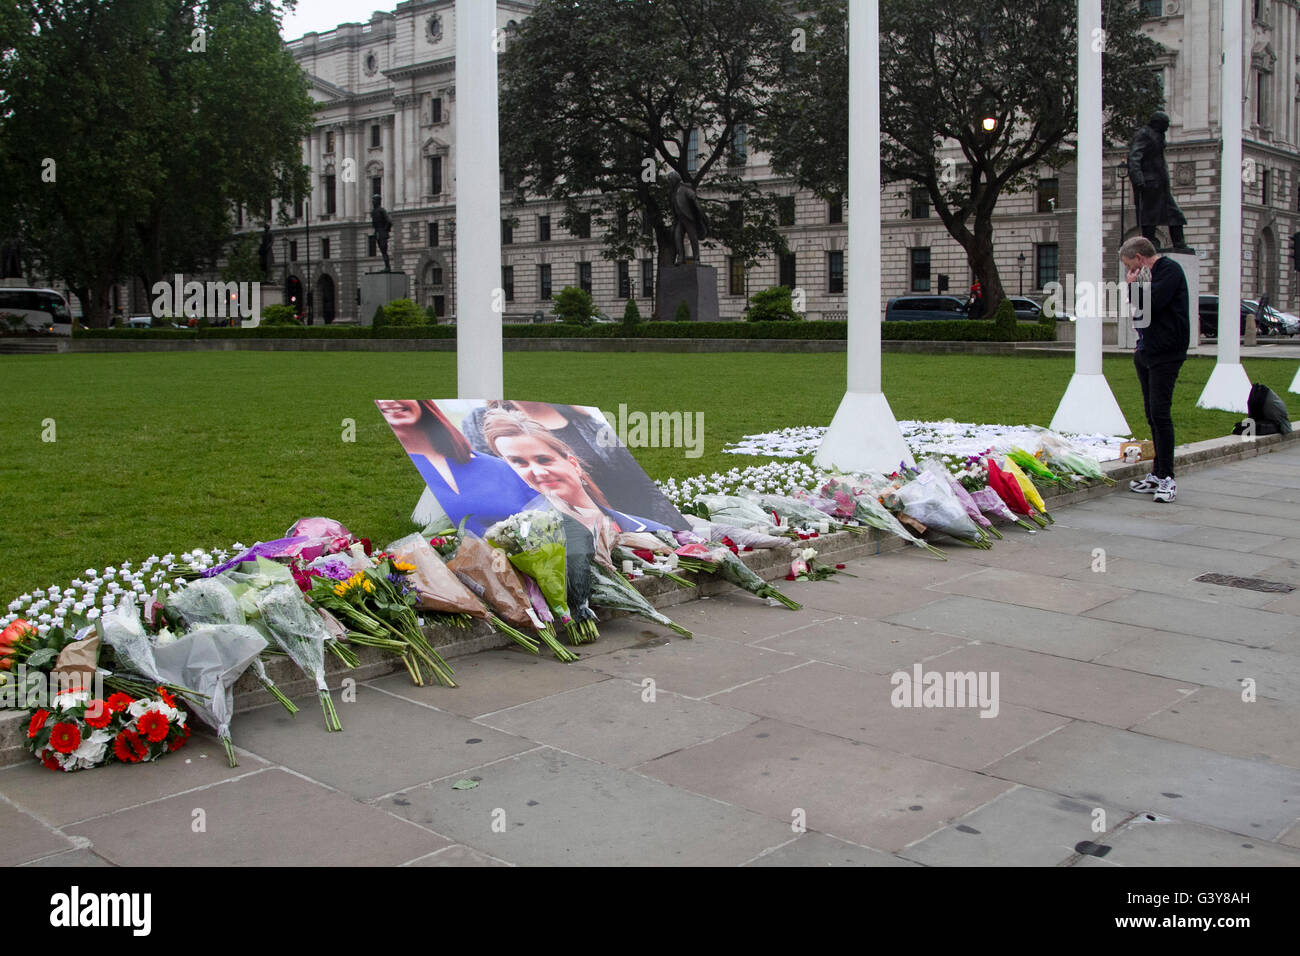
(755, 0), (1164, 313)
(499, 0), (791, 319)
(0, 0), (313, 325)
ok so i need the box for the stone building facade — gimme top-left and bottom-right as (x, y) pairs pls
(231, 0), (1300, 324)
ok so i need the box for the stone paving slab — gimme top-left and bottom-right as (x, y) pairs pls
(940, 540), (1100, 578)
(1263, 587), (1300, 615)
(1223, 466), (1300, 490)
(1171, 475), (1284, 499)
(403, 844), (510, 867)
(886, 595), (1155, 662)
(932, 566), (1133, 614)
(1167, 489), (1300, 522)
(709, 662), (1068, 771)
(638, 717), (1012, 853)
(570, 632), (805, 700)
(1062, 556), (1286, 609)
(760, 574), (948, 619)
(1095, 630), (1300, 701)
(654, 592), (838, 644)
(1051, 510), (1202, 541)
(474, 677), (758, 768)
(0, 798), (76, 866)
(367, 647), (610, 719)
(1049, 530), (1284, 576)
(19, 847), (115, 867)
(1130, 688), (1300, 769)
(1167, 525), (1289, 553)
(985, 722), (1300, 839)
(380, 747), (792, 866)
(898, 785), (1123, 867)
(1083, 592), (1300, 651)
(66, 768), (450, 866)
(1074, 817), (1300, 867)
(1255, 537), (1300, 562)
(0, 735), (262, 827)
(1072, 496), (1300, 539)
(231, 685), (534, 800)
(754, 617), (970, 675)
(921, 642), (1195, 728)
(743, 832), (918, 867)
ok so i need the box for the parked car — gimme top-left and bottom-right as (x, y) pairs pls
(0, 287), (74, 335)
(1198, 295), (1274, 337)
(1242, 299), (1299, 336)
(1008, 295), (1076, 323)
(884, 295), (969, 321)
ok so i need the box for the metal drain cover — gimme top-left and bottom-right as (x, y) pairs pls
(1193, 573), (1295, 593)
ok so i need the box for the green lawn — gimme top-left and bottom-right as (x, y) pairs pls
(1, 349), (1294, 600)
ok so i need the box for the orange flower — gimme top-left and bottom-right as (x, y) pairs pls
(27, 709), (50, 738)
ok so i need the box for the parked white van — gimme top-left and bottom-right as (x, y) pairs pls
(0, 288), (75, 335)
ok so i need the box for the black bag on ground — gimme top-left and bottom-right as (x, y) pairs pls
(1231, 383), (1293, 436)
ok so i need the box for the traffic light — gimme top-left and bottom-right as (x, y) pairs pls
(1291, 232), (1300, 271)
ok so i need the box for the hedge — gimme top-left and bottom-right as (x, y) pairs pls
(74, 319), (1055, 342)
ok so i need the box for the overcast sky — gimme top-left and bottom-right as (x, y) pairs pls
(281, 0), (390, 39)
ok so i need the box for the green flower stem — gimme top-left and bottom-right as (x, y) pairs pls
(222, 734), (238, 768)
(487, 615), (540, 654)
(319, 690), (343, 732)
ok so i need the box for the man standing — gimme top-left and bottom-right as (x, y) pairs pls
(1120, 235), (1189, 503)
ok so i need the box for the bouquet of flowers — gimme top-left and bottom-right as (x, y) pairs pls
(692, 494), (784, 534)
(611, 545), (695, 588)
(673, 544), (802, 610)
(747, 492), (867, 536)
(486, 511), (581, 644)
(985, 457), (1048, 528)
(26, 687), (190, 773)
(786, 547), (854, 582)
(919, 458), (1000, 540)
(254, 582), (344, 732)
(1031, 429), (1116, 486)
(589, 564), (693, 638)
(1002, 456), (1054, 524)
(1006, 447), (1062, 486)
(817, 477), (947, 559)
(886, 470), (992, 548)
(559, 515), (601, 645)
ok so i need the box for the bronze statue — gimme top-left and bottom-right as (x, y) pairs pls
(1127, 111), (1188, 251)
(257, 223), (274, 279)
(665, 170), (710, 265)
(371, 194), (393, 272)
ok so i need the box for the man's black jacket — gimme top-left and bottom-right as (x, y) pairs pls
(1132, 256), (1189, 363)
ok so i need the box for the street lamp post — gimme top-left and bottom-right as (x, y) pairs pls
(1017, 251), (1025, 296)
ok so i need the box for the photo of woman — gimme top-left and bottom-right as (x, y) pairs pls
(480, 409), (672, 563)
(460, 400), (687, 528)
(375, 400), (536, 536)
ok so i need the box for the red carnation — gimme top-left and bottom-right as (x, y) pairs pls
(835, 564), (846, 570)
(785, 573), (797, 581)
(48, 722), (81, 755)
(113, 730), (148, 763)
(168, 723), (191, 752)
(137, 710), (170, 743)
(84, 700), (112, 729)
(106, 692), (134, 714)
(41, 751), (62, 772)
(28, 709), (50, 738)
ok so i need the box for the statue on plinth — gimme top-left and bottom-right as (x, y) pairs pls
(1127, 111), (1190, 252)
(665, 170), (710, 265)
(371, 194), (393, 273)
(257, 223), (274, 280)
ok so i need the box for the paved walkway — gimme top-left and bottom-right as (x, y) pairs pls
(4, 451), (1300, 867)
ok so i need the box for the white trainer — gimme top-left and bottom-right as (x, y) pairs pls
(1129, 473), (1160, 494)
(1152, 477), (1176, 503)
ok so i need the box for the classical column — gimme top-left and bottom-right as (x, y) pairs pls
(393, 98), (407, 208)
(309, 130), (323, 218)
(338, 124), (351, 220)
(406, 95), (421, 208)
(1199, 0), (1252, 411)
(1050, 0), (1130, 435)
(455, 0), (503, 400)
(812, 0), (911, 473)
(383, 117), (396, 212)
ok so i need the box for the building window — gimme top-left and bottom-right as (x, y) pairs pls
(910, 186), (930, 219)
(502, 166), (516, 190)
(371, 124), (381, 148)
(325, 130), (335, 153)
(910, 248), (931, 292)
(502, 266), (514, 302)
(730, 124), (748, 166)
(828, 250), (845, 294)
(574, 212), (592, 239)
(828, 193), (843, 224)
(617, 261), (630, 298)
(1140, 0), (1162, 17)
(686, 129), (699, 174)
(321, 238), (330, 260)
(1262, 167), (1271, 204)
(325, 175), (337, 215)
(779, 252), (796, 289)
(1036, 177), (1059, 213)
(430, 264), (443, 286)
(433, 295), (446, 317)
(578, 261), (592, 293)
(289, 240), (298, 261)
(777, 196), (796, 226)
(502, 219), (513, 244)
(429, 157), (443, 195)
(1036, 243), (1059, 289)
(728, 257), (745, 295)
(727, 200), (743, 230)
(428, 222), (438, 246)
(431, 96), (442, 123)
(293, 194), (303, 220)
(641, 259), (654, 298)
(538, 215), (551, 241)
(539, 263), (552, 300)
(371, 176), (382, 205)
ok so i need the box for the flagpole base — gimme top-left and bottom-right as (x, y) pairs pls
(1049, 372), (1130, 436)
(812, 390), (914, 475)
(1289, 363), (1300, 395)
(1196, 362), (1252, 412)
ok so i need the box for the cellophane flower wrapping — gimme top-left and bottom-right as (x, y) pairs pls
(1002, 457), (1051, 517)
(819, 477), (938, 555)
(559, 514), (600, 643)
(164, 577), (244, 628)
(252, 582), (341, 731)
(589, 564), (691, 638)
(152, 623), (266, 758)
(969, 486), (1021, 524)
(985, 457), (1038, 521)
(486, 511), (572, 627)
(693, 494), (782, 533)
(919, 458), (992, 529)
(888, 471), (987, 544)
(747, 493), (837, 531)
(446, 535), (534, 631)
(684, 515), (789, 550)
(387, 533), (488, 619)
